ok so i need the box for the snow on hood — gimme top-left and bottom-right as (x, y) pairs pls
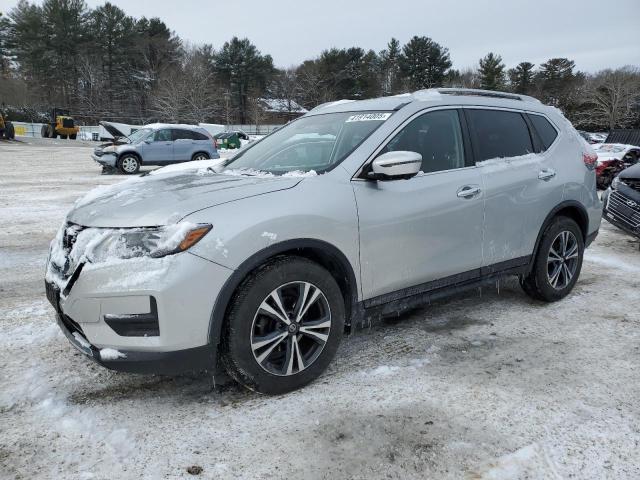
(68, 171), (304, 228)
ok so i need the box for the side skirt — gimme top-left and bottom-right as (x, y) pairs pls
(351, 256), (531, 329)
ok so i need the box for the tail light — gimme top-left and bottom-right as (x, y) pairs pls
(583, 152), (597, 170)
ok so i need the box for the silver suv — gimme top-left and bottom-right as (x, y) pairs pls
(46, 89), (602, 394)
(92, 123), (219, 174)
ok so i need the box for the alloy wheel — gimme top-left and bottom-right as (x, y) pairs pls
(193, 154), (209, 161)
(251, 281), (331, 376)
(547, 230), (579, 290)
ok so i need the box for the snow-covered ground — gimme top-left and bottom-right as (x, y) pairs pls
(1, 140), (639, 479)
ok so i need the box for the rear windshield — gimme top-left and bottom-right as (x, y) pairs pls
(223, 111), (392, 175)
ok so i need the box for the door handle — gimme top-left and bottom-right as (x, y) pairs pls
(538, 168), (556, 181)
(457, 185), (481, 198)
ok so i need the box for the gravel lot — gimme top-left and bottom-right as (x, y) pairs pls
(1, 138), (639, 479)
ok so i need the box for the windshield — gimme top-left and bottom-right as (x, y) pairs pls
(223, 111), (392, 175)
(127, 128), (152, 144)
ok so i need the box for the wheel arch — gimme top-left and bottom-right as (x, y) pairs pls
(207, 239), (358, 348)
(191, 151), (210, 161)
(118, 150), (143, 164)
(530, 200), (589, 269)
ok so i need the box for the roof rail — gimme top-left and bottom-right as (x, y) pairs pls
(414, 88), (541, 103)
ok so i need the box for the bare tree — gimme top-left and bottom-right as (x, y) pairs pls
(577, 67), (640, 130)
(151, 47), (222, 123)
(267, 68), (302, 120)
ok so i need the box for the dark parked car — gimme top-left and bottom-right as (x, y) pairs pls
(602, 164), (640, 239)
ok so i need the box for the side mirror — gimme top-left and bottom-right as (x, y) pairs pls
(144, 139), (152, 144)
(367, 151), (422, 181)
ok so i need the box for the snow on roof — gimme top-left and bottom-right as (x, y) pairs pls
(260, 98), (308, 114)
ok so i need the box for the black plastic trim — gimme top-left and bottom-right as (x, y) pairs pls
(104, 297), (160, 337)
(529, 200), (591, 267)
(363, 256), (530, 310)
(354, 256), (531, 327)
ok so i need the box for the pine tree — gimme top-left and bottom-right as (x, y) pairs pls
(215, 37), (274, 124)
(508, 62), (535, 94)
(537, 58), (580, 112)
(379, 38), (402, 95)
(478, 52), (505, 91)
(399, 36), (451, 89)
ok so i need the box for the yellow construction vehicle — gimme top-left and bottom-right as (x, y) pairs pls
(41, 108), (80, 139)
(0, 104), (15, 140)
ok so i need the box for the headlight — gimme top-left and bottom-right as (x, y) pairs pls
(103, 146), (116, 153)
(88, 223), (211, 262)
(611, 176), (620, 190)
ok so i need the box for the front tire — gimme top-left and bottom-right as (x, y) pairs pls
(118, 154), (140, 174)
(520, 216), (584, 302)
(222, 257), (345, 394)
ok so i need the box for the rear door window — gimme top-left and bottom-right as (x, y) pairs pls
(172, 129), (193, 141)
(466, 109), (534, 161)
(528, 114), (558, 151)
(192, 131), (209, 141)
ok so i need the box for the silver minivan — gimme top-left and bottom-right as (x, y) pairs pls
(92, 123), (219, 174)
(47, 89), (602, 394)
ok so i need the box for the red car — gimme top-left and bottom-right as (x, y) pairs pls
(594, 143), (640, 189)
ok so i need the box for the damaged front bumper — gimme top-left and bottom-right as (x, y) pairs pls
(53, 305), (215, 374)
(91, 152), (117, 167)
(45, 243), (233, 375)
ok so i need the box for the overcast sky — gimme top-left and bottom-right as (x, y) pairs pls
(1, 0), (638, 71)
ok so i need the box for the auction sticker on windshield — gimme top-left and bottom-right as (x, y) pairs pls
(346, 113), (392, 122)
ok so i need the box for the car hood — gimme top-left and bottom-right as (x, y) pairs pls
(619, 163), (640, 180)
(67, 172), (303, 228)
(100, 121), (128, 140)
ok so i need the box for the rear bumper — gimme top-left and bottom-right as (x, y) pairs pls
(56, 312), (215, 374)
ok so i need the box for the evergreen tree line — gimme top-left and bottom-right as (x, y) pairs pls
(1, 0), (638, 130)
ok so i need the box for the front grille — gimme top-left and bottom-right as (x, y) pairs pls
(622, 179), (640, 193)
(607, 191), (640, 228)
(94, 149), (104, 157)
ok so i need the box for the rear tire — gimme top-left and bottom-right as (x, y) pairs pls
(70, 133), (77, 140)
(222, 257), (345, 395)
(192, 152), (210, 161)
(117, 154), (140, 174)
(6, 123), (15, 139)
(520, 216), (584, 302)
(41, 125), (49, 138)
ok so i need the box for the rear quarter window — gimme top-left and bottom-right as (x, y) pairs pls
(192, 131), (209, 141)
(528, 114), (558, 151)
(466, 109), (534, 161)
